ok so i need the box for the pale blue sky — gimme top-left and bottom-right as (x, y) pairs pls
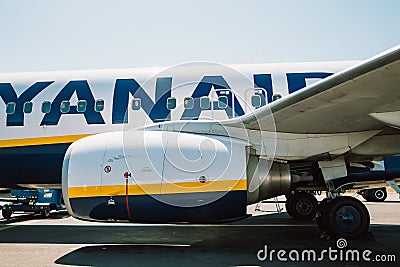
(0, 0), (399, 72)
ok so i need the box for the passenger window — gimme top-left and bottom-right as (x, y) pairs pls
(184, 97), (194, 109)
(167, 97), (176, 110)
(42, 101), (51, 113)
(218, 96), (228, 109)
(272, 94), (282, 101)
(132, 98), (141, 110)
(23, 102), (33, 114)
(77, 100), (87, 112)
(95, 99), (104, 112)
(200, 97), (210, 109)
(251, 95), (261, 108)
(60, 101), (70, 113)
(6, 102), (16, 115)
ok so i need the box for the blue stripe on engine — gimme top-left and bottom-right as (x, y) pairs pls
(69, 190), (248, 223)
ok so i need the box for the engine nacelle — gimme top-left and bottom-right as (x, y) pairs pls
(62, 130), (292, 223)
(63, 130), (250, 223)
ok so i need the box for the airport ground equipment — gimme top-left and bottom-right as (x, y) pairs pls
(359, 187), (387, 202)
(358, 156), (400, 201)
(0, 189), (63, 219)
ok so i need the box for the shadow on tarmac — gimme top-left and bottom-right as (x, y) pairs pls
(0, 212), (398, 266)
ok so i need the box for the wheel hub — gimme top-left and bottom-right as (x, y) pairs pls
(334, 206), (361, 233)
(296, 199), (313, 215)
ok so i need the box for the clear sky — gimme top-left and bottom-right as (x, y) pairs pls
(0, 0), (399, 72)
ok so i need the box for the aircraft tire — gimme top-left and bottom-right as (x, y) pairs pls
(285, 194), (295, 218)
(325, 196), (370, 239)
(285, 192), (318, 221)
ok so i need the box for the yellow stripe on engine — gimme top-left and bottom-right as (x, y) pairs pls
(0, 134), (92, 148)
(161, 179), (247, 194)
(68, 179), (247, 198)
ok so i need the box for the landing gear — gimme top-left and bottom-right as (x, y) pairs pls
(316, 196), (370, 239)
(360, 187), (387, 202)
(286, 192), (318, 221)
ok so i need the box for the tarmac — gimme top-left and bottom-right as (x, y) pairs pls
(0, 193), (399, 266)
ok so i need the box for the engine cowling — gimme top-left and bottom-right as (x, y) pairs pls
(63, 130), (249, 223)
(62, 130), (291, 223)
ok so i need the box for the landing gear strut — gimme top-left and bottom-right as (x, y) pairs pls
(316, 196), (370, 239)
(286, 192), (318, 221)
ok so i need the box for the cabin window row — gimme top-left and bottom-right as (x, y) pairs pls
(5, 100), (105, 115)
(132, 96), (230, 111)
(4, 94), (279, 115)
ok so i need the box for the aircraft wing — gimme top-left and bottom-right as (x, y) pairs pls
(224, 45), (400, 134)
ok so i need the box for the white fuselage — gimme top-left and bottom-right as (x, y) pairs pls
(0, 61), (356, 144)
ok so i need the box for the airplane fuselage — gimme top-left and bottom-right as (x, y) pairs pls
(0, 61), (355, 188)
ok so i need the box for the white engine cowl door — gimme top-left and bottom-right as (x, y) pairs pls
(160, 132), (248, 207)
(123, 130), (165, 195)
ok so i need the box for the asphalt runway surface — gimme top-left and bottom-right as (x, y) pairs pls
(0, 193), (399, 266)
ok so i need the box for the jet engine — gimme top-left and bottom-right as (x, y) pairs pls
(62, 129), (291, 223)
